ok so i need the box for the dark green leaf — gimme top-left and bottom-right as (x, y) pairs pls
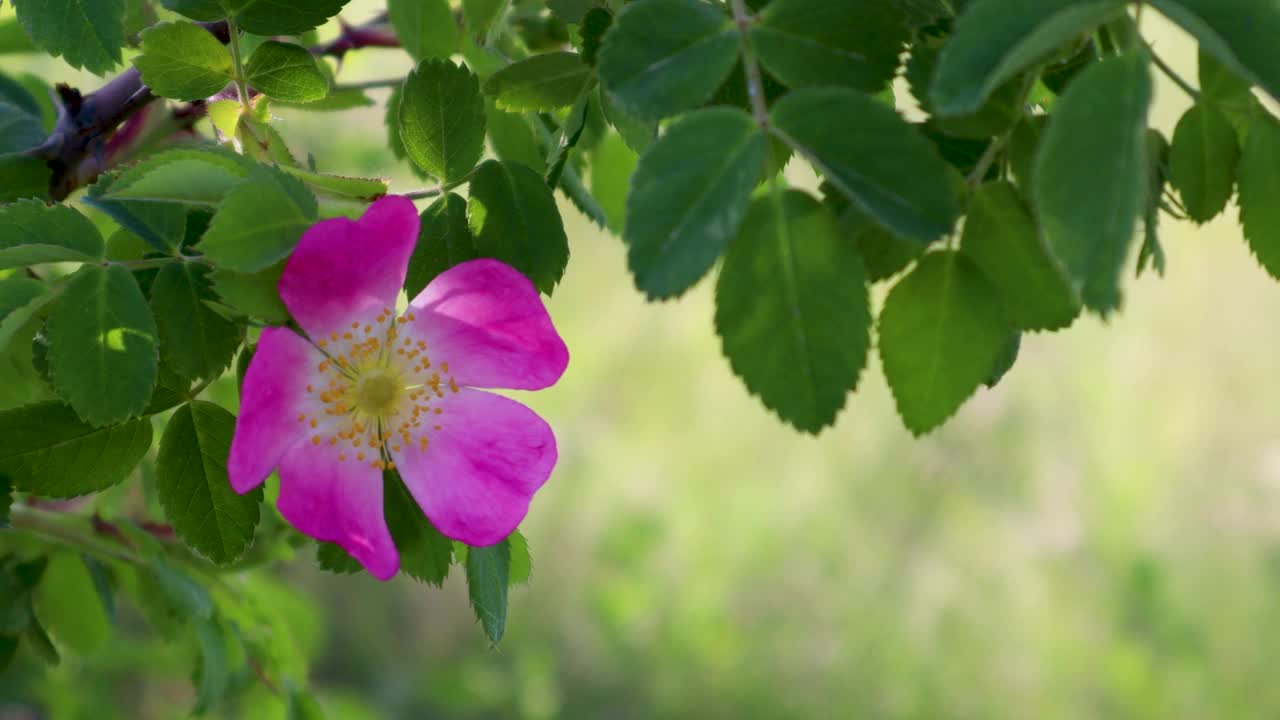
(772, 87), (959, 244)
(625, 107), (766, 299)
(465, 539), (510, 643)
(878, 251), (1010, 435)
(407, 193), (477, 298)
(385, 471), (452, 585)
(389, 0), (458, 61)
(985, 331), (1021, 388)
(399, 59), (487, 182)
(46, 265), (158, 426)
(597, 0), (739, 120)
(835, 204), (920, 282)
(908, 40), (1025, 139)
(1198, 46), (1255, 112)
(200, 166), (318, 272)
(600, 87), (656, 153)
(485, 52), (597, 112)
(581, 7), (612, 67)
(158, 0), (227, 21)
(1168, 102), (1239, 223)
(0, 199), (105, 268)
(85, 172), (188, 253)
(245, 41), (329, 103)
(1139, 129), (1169, 276)
(209, 263), (290, 323)
(0, 401), (151, 497)
(235, 0), (351, 35)
(133, 21), (234, 101)
(0, 100), (44, 154)
(549, 0), (602, 23)
(316, 542), (361, 574)
(467, 160), (570, 293)
(0, 477), (9, 528)
(1151, 0), (1280, 103)
(11, 0), (126, 74)
(192, 616), (230, 714)
(961, 181), (1080, 331)
(752, 0), (907, 92)
(0, 155), (52, 203)
(150, 263), (242, 381)
(1239, 117), (1280, 279)
(715, 190), (870, 433)
(1034, 52), (1151, 315)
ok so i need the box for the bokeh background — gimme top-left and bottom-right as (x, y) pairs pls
(5, 2), (1280, 718)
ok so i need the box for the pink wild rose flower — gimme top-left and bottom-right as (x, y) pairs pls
(228, 196), (569, 580)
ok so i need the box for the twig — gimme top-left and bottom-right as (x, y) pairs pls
(729, 0), (769, 126)
(333, 78), (403, 92)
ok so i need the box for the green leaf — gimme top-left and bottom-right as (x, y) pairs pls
(275, 86), (374, 112)
(133, 21), (234, 101)
(406, 193), (477, 298)
(772, 87), (959, 245)
(388, 0), (458, 61)
(715, 190), (870, 433)
(85, 173), (188, 252)
(33, 553), (110, 654)
(625, 108), (766, 299)
(1198, 46), (1255, 112)
(385, 471), (452, 585)
(486, 103), (546, 172)
(1151, 0), (1280, 103)
(467, 160), (570, 294)
(285, 683), (326, 720)
(961, 181), (1080, 331)
(878, 251), (1010, 436)
(751, 0), (907, 92)
(597, 0), (739, 120)
(399, 59), (487, 182)
(103, 148), (253, 207)
(465, 539), (510, 644)
(0, 100), (45, 154)
(462, 0), (506, 34)
(591, 131), (638, 233)
(985, 331), (1021, 388)
(277, 166), (389, 201)
(386, 85), (430, 181)
(46, 265), (158, 426)
(507, 530), (531, 585)
(316, 542), (361, 574)
(1239, 117), (1280, 279)
(157, 402), (261, 565)
(832, 202), (921, 282)
(484, 52), (597, 112)
(1034, 52), (1152, 315)
(200, 166), (318, 272)
(158, 0), (227, 21)
(0, 155), (52, 203)
(600, 87), (656, 153)
(581, 7), (612, 67)
(0, 401), (151, 497)
(930, 0), (1125, 116)
(549, 0), (602, 23)
(244, 41), (329, 103)
(235, 0), (352, 35)
(10, 0), (126, 75)
(1139, 129), (1170, 276)
(192, 616), (230, 715)
(1168, 102), (1239, 223)
(908, 40), (1026, 140)
(150, 263), (242, 381)
(0, 478), (9, 528)
(0, 18), (38, 55)
(0, 199), (105, 269)
(209, 264), (290, 323)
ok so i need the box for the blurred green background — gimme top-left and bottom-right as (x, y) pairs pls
(6, 3), (1280, 718)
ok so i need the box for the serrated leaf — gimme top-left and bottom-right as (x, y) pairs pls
(597, 0), (739, 120)
(389, 0), (458, 61)
(600, 87), (656, 153)
(1139, 129), (1169, 276)
(235, 0), (352, 35)
(985, 331), (1021, 388)
(486, 103), (546, 172)
(150, 263), (242, 381)
(46, 265), (158, 426)
(1034, 52), (1151, 315)
(11, 0), (126, 75)
(0, 401), (151, 497)
(159, 0), (228, 21)
(86, 173), (188, 253)
(399, 59), (487, 182)
(245, 41), (329, 103)
(751, 0), (907, 92)
(625, 107), (765, 299)
(1168, 102), (1239, 223)
(467, 160), (570, 294)
(157, 402), (261, 565)
(507, 530), (531, 585)
(715, 190), (870, 433)
(209, 263), (290, 323)
(930, 0), (1126, 116)
(961, 181), (1080, 331)
(316, 542), (361, 574)
(465, 539), (510, 643)
(908, 40), (1025, 140)
(1152, 0), (1280, 103)
(103, 148), (254, 207)
(484, 52), (597, 112)
(200, 166), (318, 272)
(0, 200), (105, 268)
(772, 87), (959, 245)
(1239, 117), (1280, 279)
(33, 553), (110, 654)
(407, 193), (477, 298)
(385, 471), (452, 585)
(133, 21), (234, 101)
(878, 251), (1010, 435)
(276, 167), (388, 201)
(1198, 46), (1255, 114)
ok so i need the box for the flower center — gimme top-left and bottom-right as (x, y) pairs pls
(355, 371), (401, 416)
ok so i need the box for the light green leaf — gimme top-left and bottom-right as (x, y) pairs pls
(150, 263), (242, 381)
(591, 131), (638, 233)
(1239, 117), (1280, 279)
(385, 471), (452, 585)
(715, 190), (870, 433)
(34, 553), (110, 654)
(625, 107), (766, 299)
(752, 0), (908, 92)
(0, 199), (105, 269)
(507, 530), (531, 585)
(158, 402), (261, 565)
(462, 0), (505, 34)
(11, 0), (126, 75)
(200, 167), (318, 272)
(930, 0), (1126, 116)
(133, 21), (234, 101)
(1034, 52), (1152, 315)
(484, 52), (597, 112)
(192, 616), (231, 714)
(46, 265), (158, 426)
(103, 148), (254, 207)
(486, 103), (546, 172)
(407, 193), (477, 298)
(597, 0), (739, 120)
(878, 251), (1010, 436)
(399, 59), (487, 182)
(245, 41), (329, 103)
(772, 87), (959, 245)
(1168, 102), (1239, 223)
(0, 401), (152, 497)
(465, 539), (510, 643)
(467, 160), (570, 294)
(388, 0), (458, 61)
(600, 87), (656, 153)
(961, 181), (1080, 331)
(1152, 0), (1280, 103)
(209, 263), (290, 323)
(277, 166), (389, 201)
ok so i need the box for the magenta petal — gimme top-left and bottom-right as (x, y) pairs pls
(228, 327), (317, 494)
(276, 443), (400, 580)
(393, 389), (556, 546)
(406, 259), (568, 391)
(279, 195), (420, 337)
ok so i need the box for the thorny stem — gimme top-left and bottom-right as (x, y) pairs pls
(729, 0), (769, 126)
(1150, 47), (1201, 101)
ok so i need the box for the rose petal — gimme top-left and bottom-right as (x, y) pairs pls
(393, 389), (556, 546)
(228, 327), (319, 494)
(405, 259), (569, 391)
(277, 442), (399, 580)
(279, 195), (420, 338)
